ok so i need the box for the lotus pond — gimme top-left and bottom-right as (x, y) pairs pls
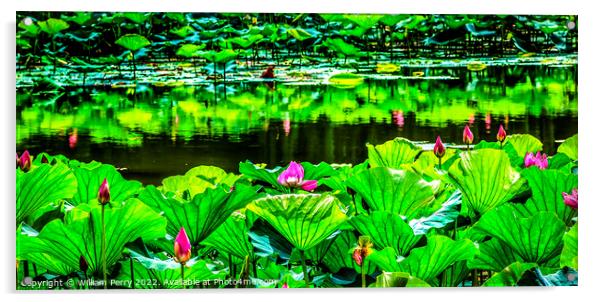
(16, 12), (578, 290)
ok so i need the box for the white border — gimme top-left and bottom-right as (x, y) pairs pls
(3, 1), (601, 302)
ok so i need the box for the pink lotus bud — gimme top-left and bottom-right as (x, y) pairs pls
(463, 125), (474, 145)
(352, 236), (373, 266)
(282, 283), (289, 288)
(497, 125), (507, 143)
(97, 178), (111, 205)
(433, 136), (446, 158)
(19, 150), (31, 172)
(562, 189), (578, 209)
(352, 249), (364, 266)
(174, 227), (192, 264)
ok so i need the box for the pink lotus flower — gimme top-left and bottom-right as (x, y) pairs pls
(463, 125), (474, 145)
(174, 227), (192, 264)
(282, 283), (289, 289)
(497, 125), (507, 143)
(562, 189), (578, 209)
(18, 150), (31, 172)
(97, 178), (111, 205)
(433, 136), (446, 158)
(524, 152), (548, 170)
(277, 161), (318, 191)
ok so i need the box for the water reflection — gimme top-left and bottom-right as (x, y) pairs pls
(16, 66), (578, 184)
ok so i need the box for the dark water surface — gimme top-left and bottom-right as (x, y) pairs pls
(16, 66), (578, 185)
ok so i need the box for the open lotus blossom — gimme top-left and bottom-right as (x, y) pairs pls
(463, 125), (474, 145)
(352, 236), (373, 266)
(18, 150), (31, 172)
(562, 189), (578, 209)
(524, 152), (549, 169)
(174, 227), (192, 264)
(433, 136), (446, 158)
(277, 161), (318, 191)
(497, 125), (507, 143)
(97, 178), (111, 205)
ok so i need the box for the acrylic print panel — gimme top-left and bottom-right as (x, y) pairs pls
(15, 12), (578, 289)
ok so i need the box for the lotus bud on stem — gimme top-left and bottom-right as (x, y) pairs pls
(174, 227), (191, 289)
(433, 136), (446, 169)
(353, 236), (373, 288)
(463, 125), (474, 151)
(497, 125), (506, 149)
(97, 178), (110, 289)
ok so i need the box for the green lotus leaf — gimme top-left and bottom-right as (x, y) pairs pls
(247, 194), (348, 251)
(301, 162), (338, 181)
(176, 44), (205, 58)
(203, 212), (254, 260)
(286, 28), (314, 41)
(473, 140), (523, 168)
(409, 189), (461, 235)
(37, 18), (70, 35)
(514, 167), (578, 225)
(122, 12), (150, 24)
(239, 161), (285, 190)
(160, 165), (239, 199)
(322, 38), (361, 57)
(17, 225), (73, 276)
(170, 26), (194, 38)
(20, 199), (166, 276)
(200, 49), (238, 63)
(229, 34), (264, 49)
(342, 14), (384, 29)
(483, 262), (538, 287)
(447, 149), (524, 219)
(558, 134), (578, 160)
(367, 137), (422, 168)
(320, 231), (358, 273)
(506, 134), (543, 158)
(347, 167), (438, 220)
(367, 235), (477, 285)
(115, 34), (151, 51)
(117, 251), (227, 289)
(349, 211), (421, 256)
(560, 222), (578, 269)
(139, 184), (258, 246)
(70, 164), (142, 206)
(468, 238), (523, 271)
(17, 163), (77, 224)
(474, 205), (565, 265)
(373, 272), (430, 288)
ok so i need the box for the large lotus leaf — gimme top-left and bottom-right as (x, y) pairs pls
(203, 212), (254, 260)
(21, 199), (166, 275)
(70, 164), (142, 206)
(176, 44), (204, 58)
(349, 211), (421, 256)
(286, 28), (314, 41)
(115, 34), (151, 51)
(322, 38), (361, 57)
(373, 272), (430, 288)
(249, 218), (294, 259)
(438, 260), (471, 287)
(117, 251), (227, 289)
(201, 49), (238, 63)
(367, 138), (422, 168)
(474, 205), (565, 265)
(239, 161), (285, 190)
(139, 184), (258, 246)
(468, 238), (523, 272)
(409, 189), (461, 235)
(160, 165), (239, 199)
(558, 134), (578, 160)
(560, 223), (578, 269)
(347, 167), (438, 220)
(447, 149), (524, 219)
(514, 167), (578, 225)
(17, 163), (77, 224)
(37, 18), (69, 35)
(483, 262), (538, 287)
(473, 140), (523, 168)
(342, 14), (385, 28)
(301, 162), (337, 181)
(247, 194), (348, 251)
(122, 12), (150, 24)
(368, 235), (477, 285)
(17, 225), (73, 276)
(506, 134), (543, 158)
(229, 34), (263, 49)
(320, 231), (358, 273)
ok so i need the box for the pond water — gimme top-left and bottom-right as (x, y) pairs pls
(16, 65), (578, 185)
